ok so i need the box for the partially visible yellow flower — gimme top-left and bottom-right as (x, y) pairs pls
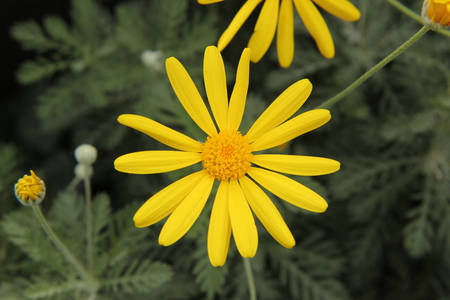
(114, 46), (340, 266)
(14, 170), (46, 206)
(199, 0), (360, 67)
(422, 0), (450, 30)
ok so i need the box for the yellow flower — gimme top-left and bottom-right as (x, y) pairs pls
(14, 170), (46, 206)
(114, 46), (340, 266)
(198, 0), (360, 68)
(422, 0), (450, 30)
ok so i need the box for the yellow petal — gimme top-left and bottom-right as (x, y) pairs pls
(228, 48), (251, 131)
(277, 0), (294, 68)
(198, 0), (224, 4)
(312, 0), (361, 21)
(245, 79), (312, 142)
(204, 46), (228, 131)
(133, 171), (206, 227)
(229, 180), (258, 258)
(159, 174), (214, 246)
(248, 167), (328, 213)
(252, 154), (340, 176)
(248, 0), (279, 63)
(218, 0), (264, 51)
(166, 57), (217, 136)
(114, 151), (201, 174)
(239, 176), (295, 248)
(293, 0), (334, 58)
(208, 181), (232, 267)
(251, 109), (331, 151)
(118, 114), (202, 152)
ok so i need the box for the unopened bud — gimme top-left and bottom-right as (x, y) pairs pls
(14, 170), (46, 206)
(75, 144), (97, 165)
(422, 0), (450, 30)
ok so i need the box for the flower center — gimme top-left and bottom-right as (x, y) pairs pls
(201, 131), (252, 181)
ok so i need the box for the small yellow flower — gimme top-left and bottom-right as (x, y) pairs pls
(422, 0), (450, 30)
(14, 170), (46, 206)
(114, 46), (340, 266)
(198, 0), (360, 67)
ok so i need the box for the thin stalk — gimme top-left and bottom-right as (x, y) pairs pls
(316, 26), (430, 110)
(243, 258), (257, 300)
(31, 205), (94, 284)
(385, 0), (450, 38)
(84, 168), (93, 272)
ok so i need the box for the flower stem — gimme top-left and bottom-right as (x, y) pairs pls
(84, 168), (93, 272)
(385, 0), (450, 38)
(315, 25), (430, 110)
(243, 257), (257, 300)
(385, 0), (422, 23)
(31, 205), (96, 286)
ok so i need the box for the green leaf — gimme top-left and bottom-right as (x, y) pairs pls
(192, 246), (228, 300)
(101, 259), (173, 294)
(10, 20), (56, 51)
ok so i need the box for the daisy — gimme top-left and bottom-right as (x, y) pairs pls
(198, 0), (360, 67)
(114, 46), (340, 266)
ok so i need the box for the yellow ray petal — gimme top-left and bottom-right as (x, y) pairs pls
(248, 167), (328, 213)
(198, 0), (224, 4)
(229, 180), (258, 258)
(134, 171), (206, 227)
(218, 0), (264, 51)
(208, 181), (232, 267)
(204, 46), (228, 131)
(118, 114), (202, 152)
(228, 48), (251, 131)
(251, 109), (331, 151)
(293, 0), (334, 58)
(246, 79), (312, 142)
(312, 0), (361, 21)
(239, 176), (295, 248)
(248, 0), (279, 63)
(277, 0), (294, 68)
(159, 174), (214, 246)
(114, 151), (201, 174)
(166, 57), (217, 136)
(252, 154), (340, 176)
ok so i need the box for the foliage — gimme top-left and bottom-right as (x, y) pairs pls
(2, 0), (450, 299)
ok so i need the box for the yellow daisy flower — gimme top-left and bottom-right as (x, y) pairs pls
(114, 46), (340, 266)
(198, 0), (360, 68)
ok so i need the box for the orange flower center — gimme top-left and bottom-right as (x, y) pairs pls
(201, 131), (252, 181)
(426, 0), (450, 25)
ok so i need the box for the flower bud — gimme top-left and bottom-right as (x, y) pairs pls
(14, 170), (46, 206)
(74, 164), (94, 179)
(141, 50), (164, 70)
(74, 144), (97, 165)
(422, 0), (450, 30)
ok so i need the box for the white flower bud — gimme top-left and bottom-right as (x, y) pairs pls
(141, 50), (164, 70)
(74, 144), (97, 165)
(74, 164), (94, 179)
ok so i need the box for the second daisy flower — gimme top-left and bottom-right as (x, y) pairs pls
(199, 0), (360, 67)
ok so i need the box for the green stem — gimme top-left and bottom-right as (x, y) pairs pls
(385, 0), (450, 38)
(243, 258), (257, 300)
(316, 25), (430, 110)
(385, 0), (422, 23)
(31, 205), (95, 285)
(84, 168), (93, 272)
